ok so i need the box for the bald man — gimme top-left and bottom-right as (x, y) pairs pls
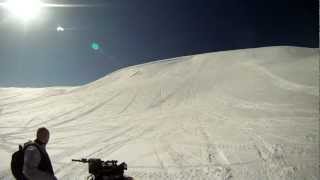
(22, 127), (57, 180)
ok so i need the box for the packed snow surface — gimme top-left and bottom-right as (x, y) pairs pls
(0, 46), (319, 180)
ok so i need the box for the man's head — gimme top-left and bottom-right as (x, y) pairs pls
(36, 127), (50, 144)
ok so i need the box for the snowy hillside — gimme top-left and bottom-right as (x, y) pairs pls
(0, 46), (319, 180)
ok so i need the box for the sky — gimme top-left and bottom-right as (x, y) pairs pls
(0, 0), (318, 87)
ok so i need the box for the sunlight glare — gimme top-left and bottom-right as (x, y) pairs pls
(4, 0), (44, 22)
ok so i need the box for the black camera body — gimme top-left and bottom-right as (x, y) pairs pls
(72, 158), (128, 180)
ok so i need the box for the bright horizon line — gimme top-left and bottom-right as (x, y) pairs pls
(0, 2), (107, 8)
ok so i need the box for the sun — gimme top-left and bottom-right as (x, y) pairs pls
(3, 0), (44, 22)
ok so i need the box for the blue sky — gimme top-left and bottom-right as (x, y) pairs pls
(0, 0), (317, 87)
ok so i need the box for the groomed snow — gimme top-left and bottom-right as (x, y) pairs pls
(0, 46), (319, 180)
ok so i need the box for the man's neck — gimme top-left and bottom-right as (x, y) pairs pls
(35, 139), (46, 146)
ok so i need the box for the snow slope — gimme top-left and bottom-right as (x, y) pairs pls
(0, 46), (319, 180)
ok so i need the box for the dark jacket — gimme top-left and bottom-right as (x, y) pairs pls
(22, 139), (57, 180)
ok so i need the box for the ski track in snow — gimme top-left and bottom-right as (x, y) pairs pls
(0, 46), (319, 180)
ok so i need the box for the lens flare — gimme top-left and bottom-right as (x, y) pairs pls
(91, 42), (100, 50)
(57, 26), (64, 32)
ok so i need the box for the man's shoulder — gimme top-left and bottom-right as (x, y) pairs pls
(23, 141), (41, 152)
(25, 145), (38, 151)
(23, 140), (33, 146)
